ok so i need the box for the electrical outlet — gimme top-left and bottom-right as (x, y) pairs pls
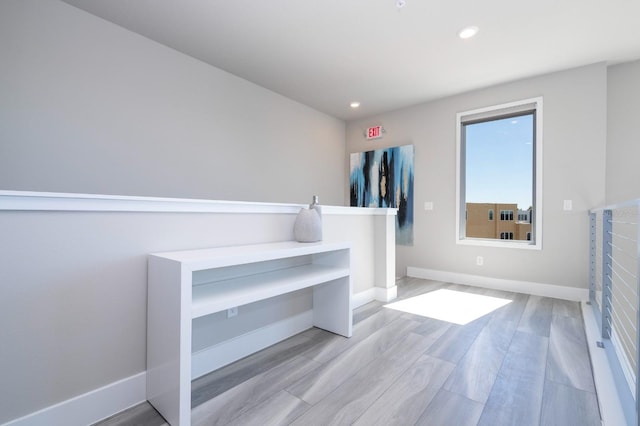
(227, 307), (238, 318)
(476, 256), (484, 266)
(563, 200), (573, 211)
(424, 201), (434, 211)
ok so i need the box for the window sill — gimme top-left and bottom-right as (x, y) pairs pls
(456, 237), (542, 250)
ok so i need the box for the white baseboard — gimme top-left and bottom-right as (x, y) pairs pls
(581, 302), (626, 426)
(375, 285), (397, 302)
(352, 288), (376, 309)
(191, 310), (314, 379)
(2, 372), (146, 426)
(352, 286), (398, 309)
(610, 328), (636, 400)
(407, 267), (589, 301)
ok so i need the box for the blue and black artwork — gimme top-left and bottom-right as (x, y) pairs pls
(349, 144), (414, 245)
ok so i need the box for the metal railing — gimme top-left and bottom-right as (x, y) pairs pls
(590, 200), (640, 426)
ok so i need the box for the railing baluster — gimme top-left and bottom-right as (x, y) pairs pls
(603, 209), (613, 339)
(591, 212), (597, 304)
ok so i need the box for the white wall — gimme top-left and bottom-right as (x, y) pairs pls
(0, 0), (345, 205)
(0, 0), (351, 423)
(347, 63), (608, 290)
(606, 59), (640, 204)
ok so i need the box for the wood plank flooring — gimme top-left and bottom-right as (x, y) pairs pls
(94, 278), (601, 426)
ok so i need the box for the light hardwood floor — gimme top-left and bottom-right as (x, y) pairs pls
(95, 278), (601, 426)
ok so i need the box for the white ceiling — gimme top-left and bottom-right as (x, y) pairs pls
(62, 0), (640, 121)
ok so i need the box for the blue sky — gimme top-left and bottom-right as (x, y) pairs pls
(465, 113), (533, 209)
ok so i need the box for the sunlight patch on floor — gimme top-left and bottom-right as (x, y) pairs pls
(384, 289), (512, 325)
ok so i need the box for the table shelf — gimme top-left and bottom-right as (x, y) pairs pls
(192, 263), (349, 318)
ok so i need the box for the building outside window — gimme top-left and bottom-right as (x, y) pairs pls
(500, 210), (514, 221)
(518, 209), (531, 222)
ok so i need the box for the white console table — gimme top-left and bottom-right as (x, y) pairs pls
(146, 241), (352, 426)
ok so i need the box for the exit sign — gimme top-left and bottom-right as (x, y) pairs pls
(366, 126), (383, 140)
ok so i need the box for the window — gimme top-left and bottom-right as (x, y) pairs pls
(456, 97), (542, 249)
(500, 210), (514, 221)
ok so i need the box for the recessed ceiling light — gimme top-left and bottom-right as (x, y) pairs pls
(350, 101), (361, 108)
(458, 26), (479, 39)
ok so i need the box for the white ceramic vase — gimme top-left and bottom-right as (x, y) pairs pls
(294, 196), (323, 242)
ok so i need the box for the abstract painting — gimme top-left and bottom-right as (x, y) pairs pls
(350, 144), (414, 245)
